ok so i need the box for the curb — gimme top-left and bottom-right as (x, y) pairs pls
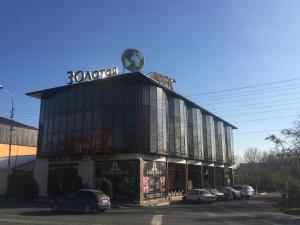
(111, 201), (170, 208)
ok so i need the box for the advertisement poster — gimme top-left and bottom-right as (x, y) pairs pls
(143, 161), (166, 200)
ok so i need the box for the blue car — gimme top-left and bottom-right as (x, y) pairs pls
(50, 189), (111, 214)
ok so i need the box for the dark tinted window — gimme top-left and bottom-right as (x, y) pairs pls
(77, 191), (95, 199)
(39, 82), (139, 156)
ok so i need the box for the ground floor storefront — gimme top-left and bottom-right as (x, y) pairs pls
(34, 154), (234, 204)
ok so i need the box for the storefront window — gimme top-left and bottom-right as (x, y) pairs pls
(48, 163), (79, 197)
(95, 160), (139, 201)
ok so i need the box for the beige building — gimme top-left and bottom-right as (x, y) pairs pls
(0, 117), (38, 195)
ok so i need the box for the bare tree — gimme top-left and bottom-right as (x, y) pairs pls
(243, 147), (262, 163)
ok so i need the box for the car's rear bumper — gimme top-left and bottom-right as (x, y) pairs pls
(242, 194), (253, 198)
(216, 196), (225, 201)
(223, 194), (233, 199)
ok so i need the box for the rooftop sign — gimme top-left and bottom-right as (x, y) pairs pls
(67, 67), (118, 85)
(149, 72), (176, 90)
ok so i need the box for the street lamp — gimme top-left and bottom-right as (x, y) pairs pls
(0, 85), (14, 195)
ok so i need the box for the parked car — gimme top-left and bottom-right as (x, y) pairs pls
(217, 187), (241, 199)
(207, 188), (225, 201)
(232, 185), (254, 199)
(183, 189), (217, 203)
(50, 189), (111, 214)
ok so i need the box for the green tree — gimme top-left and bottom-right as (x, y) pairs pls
(99, 178), (113, 199)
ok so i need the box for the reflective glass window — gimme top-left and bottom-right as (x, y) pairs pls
(92, 129), (102, 149)
(74, 112), (83, 131)
(66, 113), (75, 131)
(83, 111), (93, 130)
(82, 130), (92, 151)
(101, 128), (112, 149)
(75, 87), (84, 109)
(92, 110), (101, 129)
(59, 114), (67, 132)
(113, 128), (123, 148)
(102, 110), (112, 128)
(124, 128), (136, 149)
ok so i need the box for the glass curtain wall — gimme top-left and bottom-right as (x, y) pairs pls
(187, 108), (204, 160)
(168, 97), (188, 157)
(203, 115), (216, 161)
(225, 126), (234, 164)
(215, 121), (226, 162)
(38, 82), (138, 156)
(141, 85), (168, 154)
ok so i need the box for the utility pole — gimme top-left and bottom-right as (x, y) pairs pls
(0, 85), (14, 195)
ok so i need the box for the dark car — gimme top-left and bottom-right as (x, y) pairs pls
(207, 188), (225, 201)
(50, 189), (111, 214)
(218, 187), (241, 199)
(217, 187), (233, 200)
(232, 185), (254, 199)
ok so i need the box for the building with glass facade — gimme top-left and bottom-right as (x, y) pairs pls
(27, 72), (236, 203)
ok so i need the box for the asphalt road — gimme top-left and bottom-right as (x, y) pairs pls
(0, 194), (299, 225)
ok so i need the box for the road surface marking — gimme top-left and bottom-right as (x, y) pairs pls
(150, 215), (163, 225)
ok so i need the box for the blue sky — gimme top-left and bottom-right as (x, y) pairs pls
(1, 0), (300, 158)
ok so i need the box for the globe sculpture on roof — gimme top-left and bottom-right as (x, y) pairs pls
(121, 48), (144, 72)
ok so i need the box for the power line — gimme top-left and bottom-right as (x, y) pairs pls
(189, 82), (300, 100)
(191, 84), (300, 102)
(231, 115), (298, 123)
(186, 77), (300, 97)
(234, 129), (281, 135)
(200, 91), (300, 106)
(214, 101), (300, 113)
(207, 97), (300, 111)
(220, 106), (300, 118)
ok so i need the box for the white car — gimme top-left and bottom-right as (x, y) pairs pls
(183, 189), (217, 203)
(233, 185), (254, 199)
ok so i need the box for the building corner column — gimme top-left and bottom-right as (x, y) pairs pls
(33, 158), (49, 197)
(78, 159), (94, 188)
(138, 158), (144, 204)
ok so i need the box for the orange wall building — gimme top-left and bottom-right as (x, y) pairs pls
(0, 117), (38, 194)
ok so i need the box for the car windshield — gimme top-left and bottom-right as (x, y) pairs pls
(233, 186), (242, 189)
(244, 186), (254, 191)
(209, 189), (218, 194)
(202, 190), (210, 194)
(226, 187), (235, 191)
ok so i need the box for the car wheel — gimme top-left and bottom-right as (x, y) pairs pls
(83, 204), (92, 214)
(99, 209), (106, 213)
(51, 203), (60, 213)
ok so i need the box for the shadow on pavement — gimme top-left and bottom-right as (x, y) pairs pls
(0, 202), (49, 209)
(19, 210), (104, 216)
(187, 214), (300, 225)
